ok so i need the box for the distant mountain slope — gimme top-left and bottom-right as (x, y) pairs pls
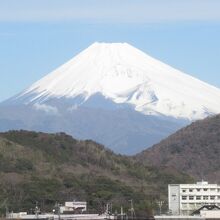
(0, 105), (186, 155)
(136, 114), (220, 182)
(0, 130), (192, 215)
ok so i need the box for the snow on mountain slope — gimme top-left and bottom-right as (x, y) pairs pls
(13, 42), (220, 120)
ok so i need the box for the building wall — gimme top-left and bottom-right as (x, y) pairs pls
(169, 181), (220, 215)
(168, 184), (180, 215)
(154, 216), (204, 220)
(200, 210), (220, 218)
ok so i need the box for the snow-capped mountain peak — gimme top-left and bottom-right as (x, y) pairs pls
(14, 42), (220, 120)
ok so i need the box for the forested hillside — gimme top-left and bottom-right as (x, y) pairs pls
(137, 115), (220, 182)
(0, 130), (192, 216)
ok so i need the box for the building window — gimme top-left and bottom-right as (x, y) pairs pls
(203, 188), (208, 191)
(218, 189), (220, 192)
(189, 189), (193, 192)
(196, 203), (202, 208)
(182, 203), (187, 208)
(196, 188), (201, 192)
(172, 194), (177, 201)
(182, 196), (187, 200)
(210, 188), (216, 192)
(189, 196), (194, 200)
(189, 203), (195, 209)
(210, 196), (215, 200)
(182, 189), (186, 193)
(196, 196), (201, 200)
(217, 196), (220, 200)
(203, 196), (208, 200)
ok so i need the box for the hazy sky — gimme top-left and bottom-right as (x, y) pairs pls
(0, 0), (220, 101)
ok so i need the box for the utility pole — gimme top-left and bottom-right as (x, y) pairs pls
(58, 204), (61, 220)
(120, 206), (124, 220)
(55, 202), (61, 220)
(110, 202), (112, 214)
(5, 206), (9, 219)
(34, 201), (40, 219)
(128, 200), (135, 220)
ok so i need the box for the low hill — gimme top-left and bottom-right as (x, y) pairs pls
(136, 114), (220, 182)
(0, 130), (192, 216)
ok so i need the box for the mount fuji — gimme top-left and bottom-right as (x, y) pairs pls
(1, 42), (220, 154)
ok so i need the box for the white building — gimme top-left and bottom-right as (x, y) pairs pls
(60, 201), (87, 214)
(168, 181), (220, 215)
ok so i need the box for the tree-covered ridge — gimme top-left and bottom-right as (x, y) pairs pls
(0, 130), (192, 216)
(137, 114), (220, 182)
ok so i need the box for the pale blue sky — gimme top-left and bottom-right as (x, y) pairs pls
(0, 0), (220, 101)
